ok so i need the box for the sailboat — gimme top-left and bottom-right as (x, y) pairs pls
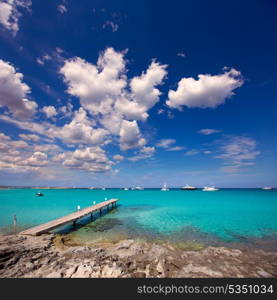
(161, 183), (169, 191)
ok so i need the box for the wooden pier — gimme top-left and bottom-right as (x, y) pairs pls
(19, 198), (118, 236)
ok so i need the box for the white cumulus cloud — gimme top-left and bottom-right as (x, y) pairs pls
(124, 60), (167, 120)
(60, 48), (127, 115)
(42, 106), (58, 118)
(0, 132), (11, 141)
(51, 108), (109, 146)
(166, 68), (243, 110)
(0, 0), (31, 34)
(119, 120), (146, 150)
(113, 154), (124, 161)
(59, 146), (113, 173)
(60, 48), (167, 151)
(0, 133), (51, 172)
(0, 59), (38, 119)
(20, 151), (48, 167)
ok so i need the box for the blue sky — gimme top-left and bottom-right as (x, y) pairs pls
(0, 0), (276, 187)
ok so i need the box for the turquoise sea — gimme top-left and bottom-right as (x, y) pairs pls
(0, 188), (277, 250)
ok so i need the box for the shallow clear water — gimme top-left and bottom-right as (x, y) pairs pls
(0, 188), (277, 249)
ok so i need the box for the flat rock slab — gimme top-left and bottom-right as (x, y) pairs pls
(0, 234), (277, 278)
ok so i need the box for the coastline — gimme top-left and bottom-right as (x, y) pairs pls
(0, 233), (276, 278)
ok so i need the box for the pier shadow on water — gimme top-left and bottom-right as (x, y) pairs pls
(52, 204), (122, 235)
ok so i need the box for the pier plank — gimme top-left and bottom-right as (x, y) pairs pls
(19, 198), (118, 236)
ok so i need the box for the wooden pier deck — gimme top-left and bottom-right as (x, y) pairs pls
(19, 198), (118, 236)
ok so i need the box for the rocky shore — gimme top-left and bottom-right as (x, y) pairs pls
(0, 234), (276, 278)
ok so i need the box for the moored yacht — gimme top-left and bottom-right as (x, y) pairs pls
(202, 186), (219, 191)
(123, 187), (129, 190)
(181, 184), (197, 190)
(161, 183), (169, 191)
(262, 186), (273, 190)
(134, 186), (144, 190)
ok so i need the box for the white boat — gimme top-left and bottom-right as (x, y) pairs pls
(161, 183), (169, 191)
(35, 192), (44, 196)
(124, 187), (129, 191)
(181, 184), (197, 190)
(102, 187), (106, 190)
(202, 186), (219, 191)
(262, 186), (273, 190)
(134, 186), (144, 190)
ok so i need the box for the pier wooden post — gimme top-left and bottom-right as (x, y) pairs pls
(99, 208), (102, 216)
(13, 214), (17, 231)
(90, 213), (93, 221)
